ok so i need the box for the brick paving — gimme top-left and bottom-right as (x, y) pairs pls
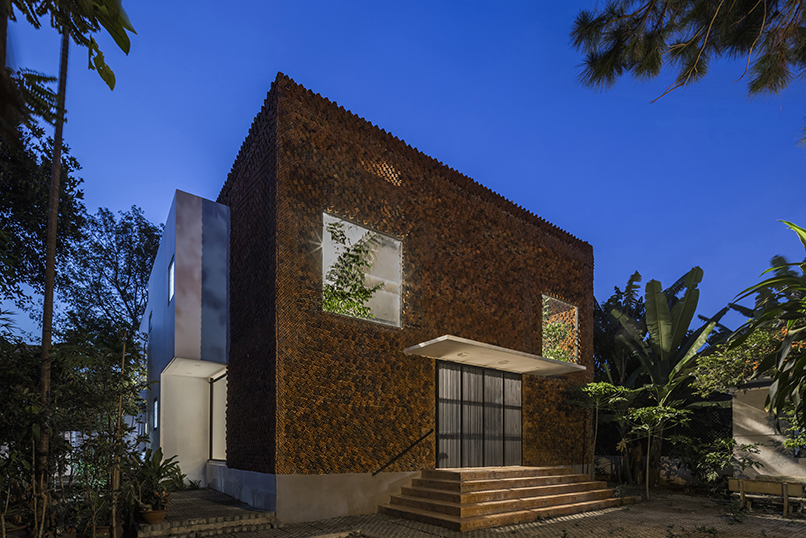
(167, 490), (806, 538)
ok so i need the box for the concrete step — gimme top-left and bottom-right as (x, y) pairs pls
(389, 488), (614, 518)
(379, 495), (641, 532)
(401, 480), (608, 503)
(137, 511), (280, 538)
(420, 465), (573, 482)
(412, 472), (591, 492)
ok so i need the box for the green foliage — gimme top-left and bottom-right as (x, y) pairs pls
(731, 221), (806, 429)
(322, 220), (382, 320)
(668, 436), (762, 488)
(595, 271), (644, 385)
(0, 125), (86, 307)
(0, 311), (149, 534)
(570, 1), (806, 144)
(629, 405), (691, 499)
(124, 448), (180, 510)
(693, 326), (780, 397)
(543, 318), (574, 362)
(59, 206), (163, 337)
(37, 0), (136, 91)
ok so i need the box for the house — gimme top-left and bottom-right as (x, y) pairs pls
(143, 73), (599, 525)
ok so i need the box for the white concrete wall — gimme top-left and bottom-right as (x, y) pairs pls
(733, 385), (806, 477)
(161, 374), (210, 486)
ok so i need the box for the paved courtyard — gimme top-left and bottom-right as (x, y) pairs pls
(225, 493), (806, 538)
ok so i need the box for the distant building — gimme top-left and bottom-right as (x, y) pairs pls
(143, 73), (597, 524)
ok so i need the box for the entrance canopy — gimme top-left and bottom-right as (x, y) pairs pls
(404, 335), (586, 376)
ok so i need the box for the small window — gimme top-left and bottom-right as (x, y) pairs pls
(153, 398), (159, 430)
(148, 310), (153, 333)
(168, 257), (175, 302)
(542, 295), (578, 363)
(322, 213), (401, 326)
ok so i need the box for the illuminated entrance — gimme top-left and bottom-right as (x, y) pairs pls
(436, 362), (522, 468)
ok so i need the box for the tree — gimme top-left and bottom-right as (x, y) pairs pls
(571, 1), (806, 143)
(730, 221), (806, 429)
(34, 3), (135, 520)
(568, 382), (628, 479)
(0, 125), (85, 307)
(59, 206), (162, 338)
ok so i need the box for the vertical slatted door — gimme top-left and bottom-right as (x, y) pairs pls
(483, 370), (504, 466)
(437, 362), (461, 468)
(503, 372), (522, 466)
(437, 361), (522, 468)
(462, 365), (484, 467)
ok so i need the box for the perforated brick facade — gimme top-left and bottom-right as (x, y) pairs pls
(217, 73), (594, 476)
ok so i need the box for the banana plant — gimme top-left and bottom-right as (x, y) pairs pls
(609, 267), (729, 489)
(612, 267), (729, 406)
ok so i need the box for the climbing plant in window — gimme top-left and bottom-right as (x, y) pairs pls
(542, 296), (578, 362)
(323, 219), (382, 320)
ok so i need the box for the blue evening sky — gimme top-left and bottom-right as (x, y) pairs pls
(6, 1), (805, 337)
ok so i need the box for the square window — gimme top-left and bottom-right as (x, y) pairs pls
(542, 295), (578, 363)
(322, 214), (401, 326)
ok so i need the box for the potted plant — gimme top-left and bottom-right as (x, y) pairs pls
(124, 449), (180, 525)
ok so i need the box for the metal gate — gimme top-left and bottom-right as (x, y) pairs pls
(436, 362), (522, 468)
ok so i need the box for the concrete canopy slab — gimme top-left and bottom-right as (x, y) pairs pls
(404, 335), (586, 376)
(163, 357), (227, 378)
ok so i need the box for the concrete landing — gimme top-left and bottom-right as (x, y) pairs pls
(136, 489), (280, 538)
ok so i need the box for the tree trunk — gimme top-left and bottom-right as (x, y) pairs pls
(645, 433), (652, 500)
(38, 23), (69, 538)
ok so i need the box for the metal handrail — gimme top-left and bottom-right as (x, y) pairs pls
(372, 428), (434, 476)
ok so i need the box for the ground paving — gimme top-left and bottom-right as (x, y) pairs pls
(209, 492), (806, 538)
(165, 490), (806, 538)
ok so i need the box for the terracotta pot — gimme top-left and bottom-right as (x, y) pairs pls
(138, 509), (167, 525)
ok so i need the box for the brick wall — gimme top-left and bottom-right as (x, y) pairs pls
(217, 92), (279, 474)
(220, 73), (594, 475)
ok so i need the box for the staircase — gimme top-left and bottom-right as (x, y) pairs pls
(379, 466), (639, 532)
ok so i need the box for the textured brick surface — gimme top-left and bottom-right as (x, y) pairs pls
(217, 92), (279, 473)
(218, 72), (594, 476)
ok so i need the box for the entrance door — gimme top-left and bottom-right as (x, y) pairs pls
(436, 362), (522, 468)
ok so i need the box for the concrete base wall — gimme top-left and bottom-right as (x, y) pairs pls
(275, 471), (418, 523)
(733, 386), (806, 477)
(207, 461), (277, 511)
(205, 462), (416, 523)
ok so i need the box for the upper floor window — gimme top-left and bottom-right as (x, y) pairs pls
(322, 213), (401, 326)
(542, 295), (578, 363)
(168, 256), (175, 302)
